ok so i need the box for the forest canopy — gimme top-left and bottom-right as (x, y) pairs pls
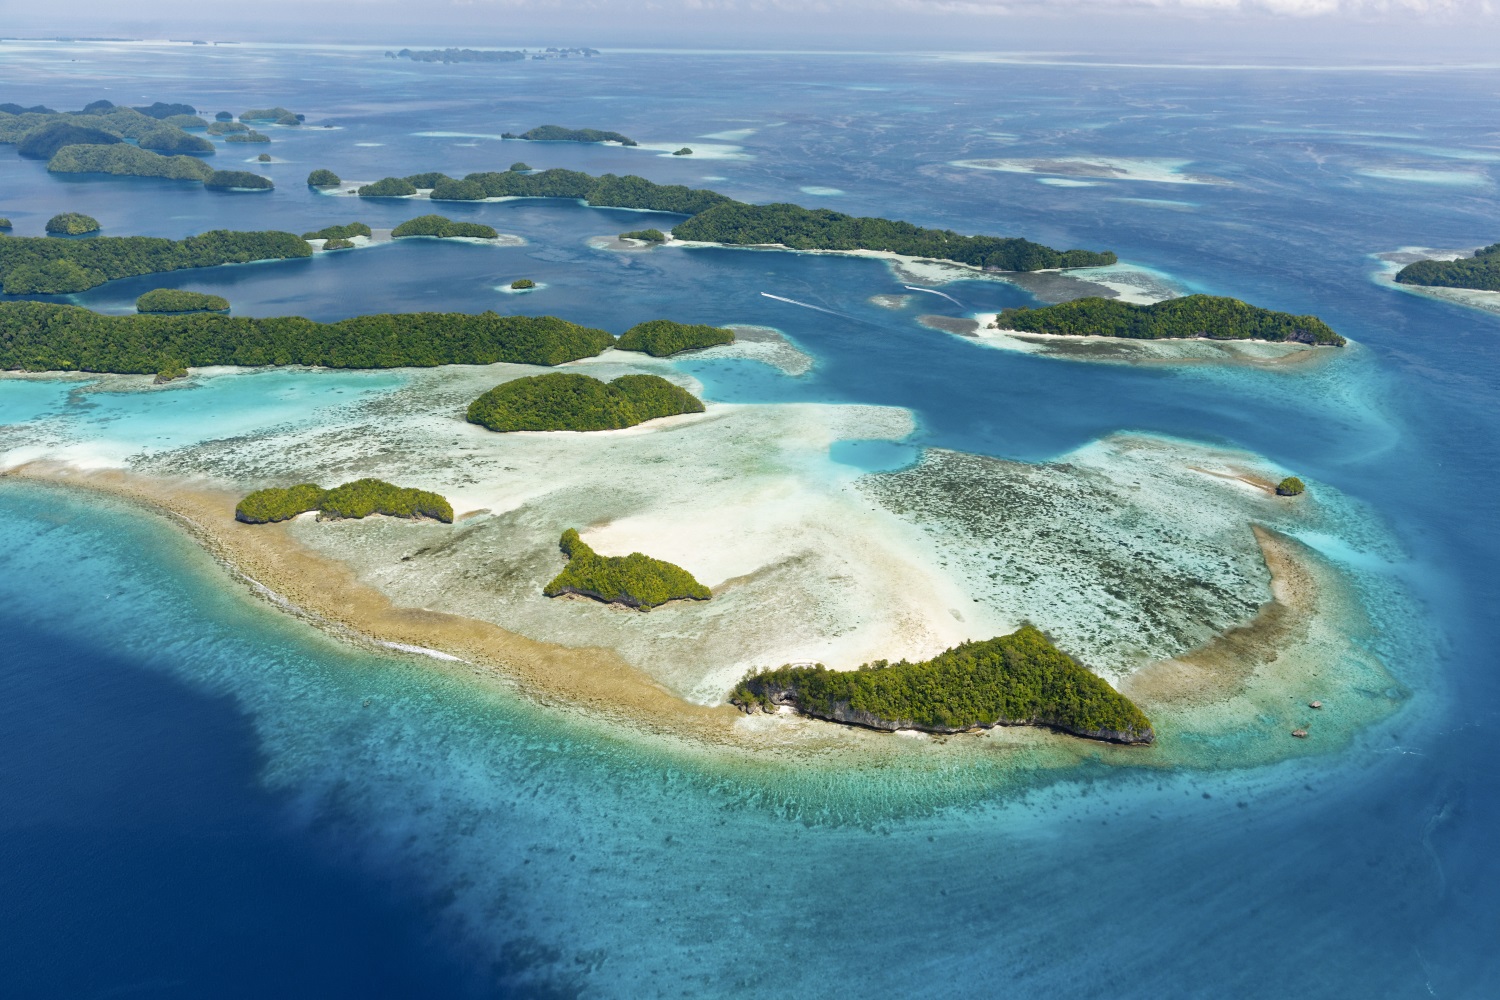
(235, 479), (452, 524)
(48, 143), (214, 182)
(615, 319), (734, 357)
(0, 302), (614, 372)
(731, 624), (1155, 743)
(994, 295), (1345, 345)
(543, 529), (711, 610)
(466, 372), (704, 432)
(515, 125), (637, 146)
(0, 229), (310, 293)
(136, 289), (230, 314)
(1394, 243), (1500, 292)
(391, 215), (498, 239)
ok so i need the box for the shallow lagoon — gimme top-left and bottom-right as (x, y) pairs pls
(2, 42), (1499, 997)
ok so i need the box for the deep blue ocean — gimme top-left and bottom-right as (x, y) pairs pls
(1, 43), (1498, 997)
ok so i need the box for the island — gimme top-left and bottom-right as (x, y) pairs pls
(162, 114), (208, 129)
(339, 163), (1116, 269)
(239, 107), (303, 126)
(138, 126), (214, 154)
(391, 215), (498, 239)
(302, 222), (371, 241)
(256, 153), (272, 163)
(204, 170), (273, 191)
(510, 162), (531, 172)
(45, 212), (101, 236)
(466, 372), (704, 432)
(207, 121), (249, 135)
(991, 295), (1345, 345)
(322, 238), (355, 250)
(543, 528), (711, 610)
(214, 112), (234, 122)
(17, 122), (124, 159)
(0, 229), (310, 293)
(47, 144), (215, 182)
(1394, 243), (1500, 291)
(307, 168), (341, 188)
(619, 228), (667, 242)
(358, 177), (418, 197)
(235, 479), (453, 524)
(132, 102), (198, 119)
(1276, 477), (1306, 497)
(394, 48), (525, 63)
(226, 131), (271, 144)
(0, 218), (11, 230)
(510, 125), (638, 146)
(0, 302), (614, 371)
(510, 278), (535, 289)
(615, 319), (734, 356)
(731, 624), (1155, 744)
(672, 147), (693, 156)
(136, 289), (229, 313)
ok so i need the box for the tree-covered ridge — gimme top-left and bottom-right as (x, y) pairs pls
(673, 202), (1117, 271)
(307, 168), (341, 188)
(731, 624), (1155, 744)
(136, 289), (229, 313)
(239, 107), (303, 125)
(0, 303), (615, 373)
(0, 230), (311, 294)
(391, 215), (498, 239)
(620, 228), (667, 242)
(0, 103), (211, 163)
(615, 319), (734, 356)
(138, 126), (214, 154)
(16, 122), (122, 159)
(45, 213), (101, 236)
(302, 222), (371, 241)
(205, 170), (273, 191)
(358, 177), (418, 197)
(48, 144), (215, 182)
(544, 528), (710, 610)
(235, 479), (452, 525)
(995, 295), (1345, 345)
(466, 372), (704, 432)
(225, 132), (271, 144)
(1394, 243), (1500, 292)
(513, 125), (638, 146)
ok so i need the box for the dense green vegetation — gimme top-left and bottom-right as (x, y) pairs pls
(515, 125), (637, 146)
(207, 121), (249, 135)
(995, 295), (1345, 345)
(543, 529), (710, 610)
(235, 483), (327, 523)
(138, 126), (214, 154)
(429, 177), (487, 201)
(0, 229), (309, 293)
(136, 289), (229, 313)
(403, 172), (450, 189)
(731, 624), (1155, 743)
(358, 177), (417, 197)
(204, 170), (273, 191)
(163, 114), (209, 129)
(257, 153), (272, 163)
(391, 215), (498, 239)
(424, 168), (731, 215)
(620, 228), (667, 242)
(133, 102), (197, 120)
(45, 213), (101, 236)
(465, 372), (704, 432)
(396, 48), (524, 63)
(47, 143), (215, 181)
(1276, 476), (1306, 497)
(235, 479), (452, 524)
(240, 107), (302, 125)
(307, 168), (341, 188)
(510, 162), (531, 172)
(674, 203), (1116, 271)
(672, 147), (692, 156)
(511, 278), (536, 289)
(215, 112), (234, 122)
(226, 131), (271, 144)
(1394, 243), (1500, 292)
(322, 237), (355, 250)
(0, 218), (11, 230)
(302, 222), (371, 241)
(321, 479), (452, 522)
(17, 122), (122, 159)
(155, 363), (188, 383)
(615, 319), (733, 356)
(0, 302), (615, 372)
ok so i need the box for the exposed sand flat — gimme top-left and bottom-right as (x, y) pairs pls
(0, 361), (1409, 772)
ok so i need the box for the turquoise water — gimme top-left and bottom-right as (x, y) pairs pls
(2, 43), (1498, 997)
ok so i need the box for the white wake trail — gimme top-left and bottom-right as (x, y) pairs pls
(904, 285), (964, 308)
(759, 292), (845, 317)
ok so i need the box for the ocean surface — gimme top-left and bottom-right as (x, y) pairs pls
(2, 43), (1498, 997)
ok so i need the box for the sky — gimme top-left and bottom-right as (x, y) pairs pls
(1, 0), (1497, 61)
